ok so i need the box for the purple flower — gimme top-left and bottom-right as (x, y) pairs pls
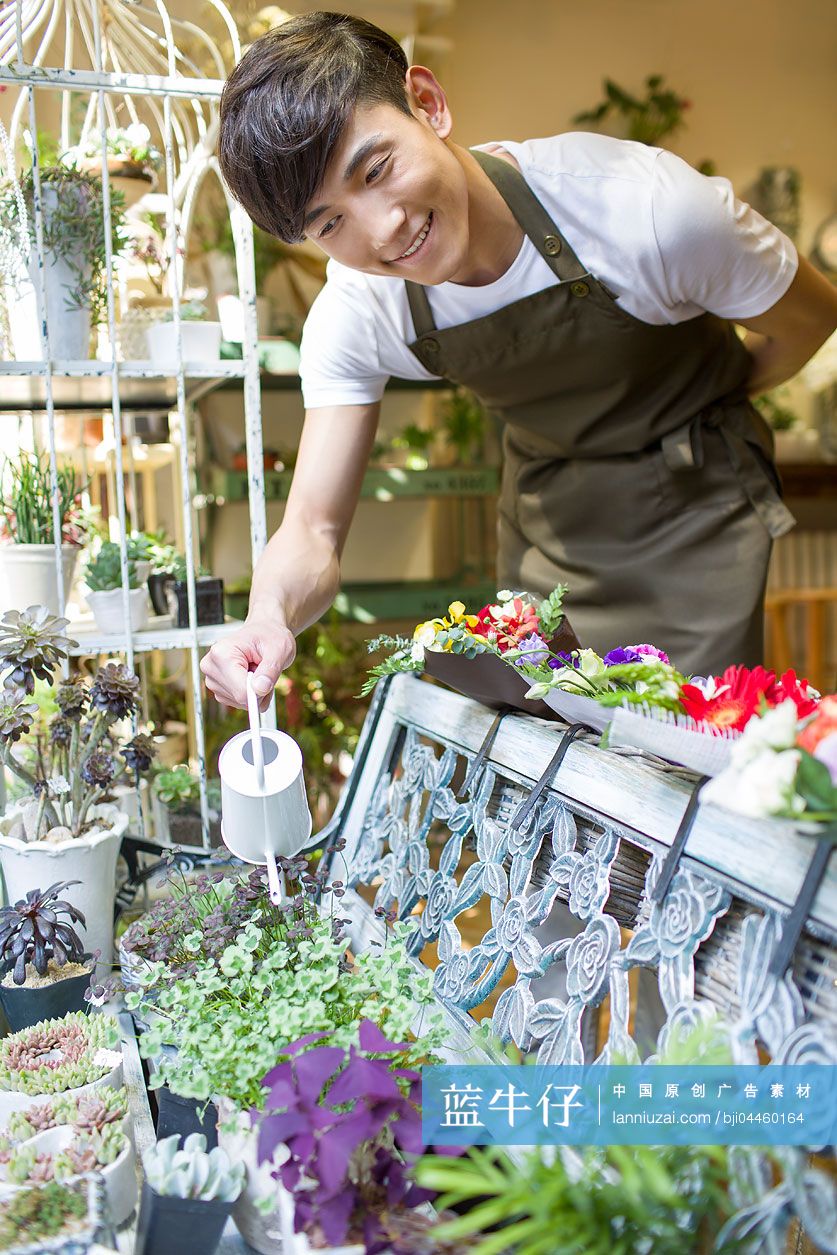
(512, 632), (550, 669)
(549, 651), (580, 671)
(603, 646), (644, 667)
(627, 642), (670, 665)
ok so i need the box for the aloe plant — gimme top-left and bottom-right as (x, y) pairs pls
(143, 1133), (244, 1202)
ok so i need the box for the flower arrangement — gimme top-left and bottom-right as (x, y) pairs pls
(362, 584), (574, 695)
(522, 642), (685, 714)
(0, 605), (156, 841)
(0, 1012), (119, 1095)
(0, 881), (86, 986)
(701, 697), (837, 824)
(256, 1020), (465, 1255)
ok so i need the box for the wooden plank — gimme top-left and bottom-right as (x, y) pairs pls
(375, 676), (837, 934)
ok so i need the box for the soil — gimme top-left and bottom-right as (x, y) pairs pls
(1, 959), (90, 990)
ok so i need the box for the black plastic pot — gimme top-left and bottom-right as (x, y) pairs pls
(148, 571), (174, 616)
(168, 578), (225, 628)
(0, 959), (92, 1032)
(155, 1086), (218, 1150)
(135, 1180), (232, 1255)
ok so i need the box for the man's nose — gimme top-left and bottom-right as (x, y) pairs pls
(372, 203), (407, 254)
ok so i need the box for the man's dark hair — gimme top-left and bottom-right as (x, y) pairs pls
(220, 12), (410, 243)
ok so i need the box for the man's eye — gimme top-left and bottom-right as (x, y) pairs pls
(319, 217), (338, 239)
(366, 156), (390, 184)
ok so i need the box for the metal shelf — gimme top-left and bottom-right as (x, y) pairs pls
(0, 361), (246, 411)
(205, 464), (500, 504)
(66, 613), (243, 656)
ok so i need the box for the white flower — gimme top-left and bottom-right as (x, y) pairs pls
(47, 775), (71, 797)
(413, 623), (439, 652)
(576, 649), (607, 681)
(123, 123), (151, 147)
(729, 699), (799, 766)
(410, 641), (425, 664)
(702, 748), (805, 819)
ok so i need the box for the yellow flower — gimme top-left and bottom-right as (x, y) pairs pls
(444, 601), (479, 630)
(413, 619), (443, 646)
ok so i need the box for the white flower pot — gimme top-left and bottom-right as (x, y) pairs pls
(0, 544), (79, 618)
(0, 803), (128, 965)
(0, 1120), (136, 1224)
(216, 294), (271, 341)
(146, 320), (222, 367)
(86, 586), (149, 634)
(217, 1099), (290, 1255)
(0, 1053), (123, 1124)
(7, 262), (91, 361)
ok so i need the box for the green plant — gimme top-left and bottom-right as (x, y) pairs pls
(573, 74), (691, 147)
(0, 452), (90, 547)
(440, 388), (487, 464)
(0, 1013), (119, 1095)
(0, 164), (128, 324)
(0, 881), (86, 985)
(162, 300), (208, 322)
(69, 123), (161, 173)
(754, 388), (798, 432)
(153, 764), (200, 813)
(0, 1181), (89, 1249)
(144, 1133), (245, 1202)
(7, 1085), (127, 1142)
(85, 541), (140, 592)
(391, 422), (434, 469)
(0, 606), (156, 839)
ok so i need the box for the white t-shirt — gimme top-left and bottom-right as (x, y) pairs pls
(299, 132), (797, 410)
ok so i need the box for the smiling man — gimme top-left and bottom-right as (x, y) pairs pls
(202, 10), (837, 710)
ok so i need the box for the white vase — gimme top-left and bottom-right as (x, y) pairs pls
(146, 320), (223, 367)
(0, 1119), (136, 1224)
(86, 586), (149, 634)
(0, 802), (128, 965)
(217, 1099), (290, 1255)
(0, 544), (79, 618)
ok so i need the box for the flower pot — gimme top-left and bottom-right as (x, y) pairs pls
(0, 1125), (136, 1227)
(423, 615), (581, 719)
(146, 320), (223, 367)
(0, 1054), (123, 1125)
(7, 263), (91, 361)
(85, 586), (149, 634)
(0, 958), (93, 1033)
(216, 293), (272, 341)
(135, 1179), (234, 1255)
(0, 1173), (107, 1254)
(0, 545), (79, 618)
(155, 1087), (218, 1150)
(167, 578), (225, 628)
(147, 572), (174, 616)
(0, 803), (128, 966)
(217, 1099), (289, 1255)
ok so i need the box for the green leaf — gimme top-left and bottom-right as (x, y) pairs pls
(796, 751), (837, 813)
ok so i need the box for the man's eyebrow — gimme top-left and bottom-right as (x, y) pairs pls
(303, 134), (387, 230)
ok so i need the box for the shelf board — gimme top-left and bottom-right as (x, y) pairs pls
(0, 361), (245, 412)
(66, 613), (242, 656)
(206, 464), (500, 504)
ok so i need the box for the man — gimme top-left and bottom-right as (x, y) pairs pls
(202, 11), (837, 711)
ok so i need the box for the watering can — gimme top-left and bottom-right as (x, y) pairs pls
(218, 674), (312, 904)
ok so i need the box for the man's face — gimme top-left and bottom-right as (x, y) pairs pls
(303, 99), (470, 285)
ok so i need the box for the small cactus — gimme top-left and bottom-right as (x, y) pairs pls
(143, 1134), (245, 1202)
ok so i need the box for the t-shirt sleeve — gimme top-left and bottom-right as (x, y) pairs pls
(650, 149), (798, 320)
(299, 265), (390, 409)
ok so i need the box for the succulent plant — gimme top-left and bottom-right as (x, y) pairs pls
(85, 541), (139, 593)
(79, 748), (116, 790)
(153, 764), (200, 812)
(0, 607), (76, 695)
(0, 1179), (90, 1248)
(122, 731), (156, 776)
(89, 662), (141, 720)
(5, 1117), (128, 1185)
(143, 1134), (245, 1202)
(0, 881), (86, 985)
(0, 694), (38, 743)
(55, 680), (88, 721)
(0, 1012), (119, 1095)
(5, 1085), (127, 1142)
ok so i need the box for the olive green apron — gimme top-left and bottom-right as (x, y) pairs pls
(405, 150), (795, 675)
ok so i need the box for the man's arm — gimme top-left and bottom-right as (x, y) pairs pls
(200, 400), (380, 709)
(738, 256), (837, 395)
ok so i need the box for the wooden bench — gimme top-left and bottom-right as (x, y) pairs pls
(319, 673), (837, 1252)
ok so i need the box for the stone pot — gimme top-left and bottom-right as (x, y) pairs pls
(217, 1099), (290, 1255)
(0, 1123), (136, 1225)
(85, 586), (149, 634)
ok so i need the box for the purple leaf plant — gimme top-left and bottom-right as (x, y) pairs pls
(254, 1020), (461, 1254)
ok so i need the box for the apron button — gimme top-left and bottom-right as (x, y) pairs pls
(423, 337), (440, 356)
(571, 281), (590, 298)
(543, 234), (562, 256)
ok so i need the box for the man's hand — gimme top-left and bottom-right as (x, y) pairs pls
(200, 616), (296, 711)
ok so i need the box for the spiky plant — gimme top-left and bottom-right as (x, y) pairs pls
(0, 881), (86, 985)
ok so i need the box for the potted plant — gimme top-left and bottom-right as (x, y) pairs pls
(145, 540), (180, 616)
(0, 1088), (136, 1226)
(0, 1176), (108, 1253)
(0, 164), (127, 360)
(135, 1134), (244, 1255)
(0, 883), (90, 1031)
(165, 556), (225, 629)
(84, 541), (150, 633)
(439, 388), (487, 466)
(0, 454), (91, 618)
(146, 301), (222, 368)
(66, 124), (161, 209)
(0, 606), (156, 962)
(0, 1013), (122, 1124)
(150, 767), (220, 848)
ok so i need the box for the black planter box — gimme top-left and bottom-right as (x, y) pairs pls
(135, 1180), (232, 1255)
(0, 959), (92, 1032)
(155, 1086), (218, 1149)
(148, 572), (174, 616)
(168, 578), (225, 628)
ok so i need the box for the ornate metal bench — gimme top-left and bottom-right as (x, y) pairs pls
(323, 673), (837, 1253)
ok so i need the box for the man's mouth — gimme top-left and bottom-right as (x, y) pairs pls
(391, 212), (433, 262)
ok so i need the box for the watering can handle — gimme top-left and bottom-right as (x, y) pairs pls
(246, 673), (266, 793)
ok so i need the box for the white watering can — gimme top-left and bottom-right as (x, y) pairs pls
(218, 674), (312, 904)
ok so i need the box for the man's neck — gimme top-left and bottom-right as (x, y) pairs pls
(448, 143), (524, 287)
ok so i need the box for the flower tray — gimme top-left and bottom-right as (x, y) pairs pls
(424, 615), (581, 718)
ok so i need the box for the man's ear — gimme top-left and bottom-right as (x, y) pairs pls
(405, 65), (453, 139)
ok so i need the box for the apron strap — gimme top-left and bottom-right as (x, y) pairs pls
(404, 147), (592, 340)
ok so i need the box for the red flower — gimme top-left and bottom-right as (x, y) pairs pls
(680, 664), (776, 732)
(470, 597), (540, 652)
(767, 669), (819, 719)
